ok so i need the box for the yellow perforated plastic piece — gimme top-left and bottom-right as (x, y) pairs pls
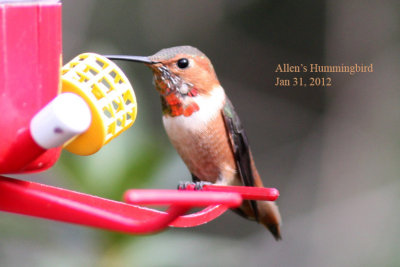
(61, 53), (137, 155)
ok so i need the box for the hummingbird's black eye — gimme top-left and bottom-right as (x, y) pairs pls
(177, 58), (189, 69)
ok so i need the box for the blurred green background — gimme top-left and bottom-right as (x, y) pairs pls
(1, 0), (400, 266)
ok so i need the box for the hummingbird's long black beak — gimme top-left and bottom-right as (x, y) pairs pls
(104, 55), (158, 64)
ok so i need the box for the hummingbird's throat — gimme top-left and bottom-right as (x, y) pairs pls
(161, 93), (200, 117)
(152, 65), (200, 117)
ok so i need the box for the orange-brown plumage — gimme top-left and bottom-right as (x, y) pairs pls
(165, 104), (236, 184)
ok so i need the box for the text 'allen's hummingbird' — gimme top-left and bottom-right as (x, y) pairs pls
(107, 46), (282, 240)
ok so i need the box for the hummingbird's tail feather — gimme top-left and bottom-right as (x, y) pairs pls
(234, 199), (282, 240)
(257, 200), (282, 240)
(268, 224), (282, 241)
(251, 158), (282, 240)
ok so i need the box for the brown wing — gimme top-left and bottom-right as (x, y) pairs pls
(221, 97), (259, 221)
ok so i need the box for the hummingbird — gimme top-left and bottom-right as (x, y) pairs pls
(106, 46), (282, 240)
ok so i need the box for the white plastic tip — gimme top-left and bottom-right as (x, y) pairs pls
(30, 93), (92, 149)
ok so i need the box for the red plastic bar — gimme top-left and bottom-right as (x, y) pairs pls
(180, 183), (280, 201)
(0, 176), (243, 233)
(0, 175), (280, 232)
(124, 189), (242, 206)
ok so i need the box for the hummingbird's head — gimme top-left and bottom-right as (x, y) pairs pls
(106, 46), (225, 117)
(146, 46), (220, 97)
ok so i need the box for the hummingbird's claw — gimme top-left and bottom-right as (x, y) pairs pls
(177, 181), (192, 190)
(194, 181), (212, 190)
(177, 181), (213, 190)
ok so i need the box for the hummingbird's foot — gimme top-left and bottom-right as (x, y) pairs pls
(194, 181), (213, 190)
(177, 181), (192, 190)
(177, 181), (213, 190)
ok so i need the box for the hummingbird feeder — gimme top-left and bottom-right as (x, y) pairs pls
(0, 0), (279, 234)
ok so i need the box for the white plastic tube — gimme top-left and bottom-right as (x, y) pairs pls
(30, 93), (91, 149)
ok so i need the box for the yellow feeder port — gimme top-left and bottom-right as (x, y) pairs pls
(61, 53), (137, 155)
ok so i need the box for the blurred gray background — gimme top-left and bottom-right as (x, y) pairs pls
(1, 0), (400, 266)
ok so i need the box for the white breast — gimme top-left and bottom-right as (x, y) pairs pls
(162, 85), (231, 182)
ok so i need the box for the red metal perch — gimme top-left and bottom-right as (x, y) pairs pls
(0, 176), (279, 233)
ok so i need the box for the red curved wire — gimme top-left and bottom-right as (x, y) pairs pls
(124, 185), (280, 228)
(169, 205), (229, 227)
(0, 176), (279, 233)
(0, 176), (244, 233)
